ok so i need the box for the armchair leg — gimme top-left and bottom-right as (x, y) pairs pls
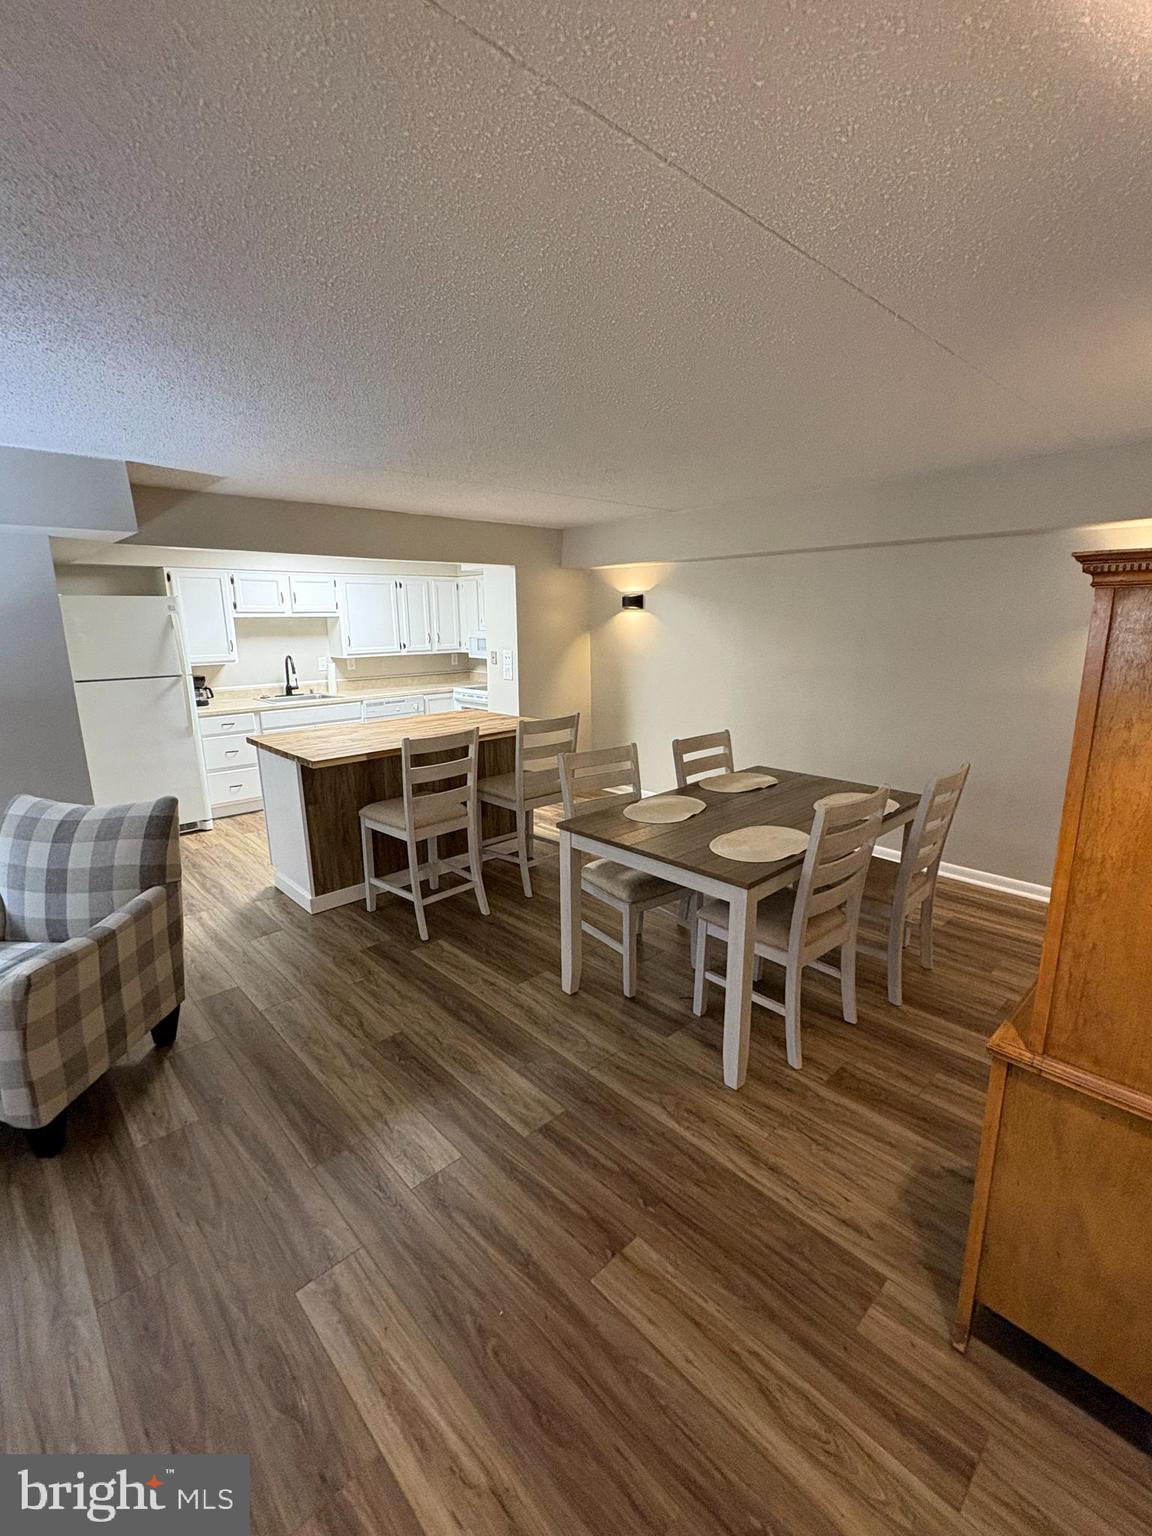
(26, 1108), (68, 1159)
(151, 1005), (181, 1048)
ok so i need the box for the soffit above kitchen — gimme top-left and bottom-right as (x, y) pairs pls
(1, 1), (1149, 528)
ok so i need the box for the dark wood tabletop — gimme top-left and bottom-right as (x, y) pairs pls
(557, 765), (918, 889)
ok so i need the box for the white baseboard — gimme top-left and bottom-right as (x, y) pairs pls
(872, 845), (1050, 903)
(273, 872), (366, 913)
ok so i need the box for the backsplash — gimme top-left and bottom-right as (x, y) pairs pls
(198, 618), (480, 690)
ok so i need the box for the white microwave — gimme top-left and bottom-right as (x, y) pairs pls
(466, 631), (487, 660)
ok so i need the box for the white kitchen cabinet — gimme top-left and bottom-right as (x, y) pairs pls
(424, 692), (455, 714)
(288, 573), (339, 615)
(431, 578), (462, 650)
(230, 570), (288, 615)
(457, 574), (484, 640)
(167, 569), (236, 665)
(398, 578), (433, 654)
(332, 578), (402, 657)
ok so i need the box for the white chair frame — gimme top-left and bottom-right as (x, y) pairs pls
(558, 743), (680, 998)
(859, 764), (970, 1005)
(478, 713), (580, 898)
(692, 785), (889, 1069)
(360, 726), (490, 942)
(672, 729), (735, 788)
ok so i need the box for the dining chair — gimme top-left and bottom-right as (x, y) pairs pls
(692, 785), (890, 1070)
(859, 764), (970, 1005)
(478, 713), (580, 897)
(558, 744), (681, 998)
(672, 729), (735, 788)
(360, 726), (489, 941)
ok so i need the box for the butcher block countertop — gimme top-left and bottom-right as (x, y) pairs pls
(248, 710), (524, 768)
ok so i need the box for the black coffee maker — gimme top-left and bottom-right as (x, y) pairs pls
(193, 675), (214, 708)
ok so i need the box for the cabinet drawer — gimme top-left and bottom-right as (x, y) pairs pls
(208, 766), (262, 807)
(202, 735), (256, 773)
(364, 696), (425, 720)
(199, 711), (257, 737)
(259, 701), (363, 731)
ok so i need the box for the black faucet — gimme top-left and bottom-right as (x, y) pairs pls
(284, 654), (300, 696)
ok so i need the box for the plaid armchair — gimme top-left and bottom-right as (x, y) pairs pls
(0, 795), (184, 1156)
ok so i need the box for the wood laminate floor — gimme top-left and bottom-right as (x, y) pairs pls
(2, 811), (1149, 1533)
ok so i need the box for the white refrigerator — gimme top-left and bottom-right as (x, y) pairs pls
(60, 596), (213, 829)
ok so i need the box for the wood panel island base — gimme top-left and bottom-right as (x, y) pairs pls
(250, 710), (521, 912)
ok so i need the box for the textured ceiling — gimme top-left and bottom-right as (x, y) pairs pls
(2, 1), (1150, 527)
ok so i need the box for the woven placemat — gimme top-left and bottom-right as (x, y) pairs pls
(709, 825), (810, 863)
(698, 771), (778, 794)
(814, 791), (900, 815)
(622, 795), (706, 824)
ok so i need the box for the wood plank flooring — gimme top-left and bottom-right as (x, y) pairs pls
(2, 810), (1149, 1534)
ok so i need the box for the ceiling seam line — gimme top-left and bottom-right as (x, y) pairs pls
(417, 0), (1032, 405)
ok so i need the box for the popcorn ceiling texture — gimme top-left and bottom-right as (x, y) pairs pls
(1, 0), (1150, 528)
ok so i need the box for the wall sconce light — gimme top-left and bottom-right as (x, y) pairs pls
(621, 593), (645, 610)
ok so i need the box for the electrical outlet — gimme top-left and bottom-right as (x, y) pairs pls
(451, 653), (460, 667)
(346, 658), (356, 671)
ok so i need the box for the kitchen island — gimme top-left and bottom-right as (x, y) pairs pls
(250, 710), (521, 911)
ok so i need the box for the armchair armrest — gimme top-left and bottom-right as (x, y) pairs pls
(0, 883), (183, 1130)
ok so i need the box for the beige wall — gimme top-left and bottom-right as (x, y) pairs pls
(0, 536), (92, 806)
(587, 520), (1152, 888)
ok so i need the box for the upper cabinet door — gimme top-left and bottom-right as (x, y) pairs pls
(338, 579), (402, 655)
(231, 571), (288, 615)
(166, 569), (237, 665)
(457, 574), (486, 637)
(432, 578), (461, 650)
(398, 578), (433, 653)
(288, 574), (339, 615)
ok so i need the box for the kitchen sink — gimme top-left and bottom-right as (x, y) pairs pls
(257, 691), (335, 702)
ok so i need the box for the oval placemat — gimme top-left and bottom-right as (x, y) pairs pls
(709, 825), (810, 863)
(814, 791), (900, 816)
(622, 795), (706, 824)
(698, 771), (779, 794)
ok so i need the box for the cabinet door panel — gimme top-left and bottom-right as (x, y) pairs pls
(168, 570), (236, 664)
(231, 571), (287, 614)
(432, 579), (461, 650)
(457, 576), (481, 638)
(399, 579), (432, 653)
(340, 580), (401, 655)
(289, 574), (339, 615)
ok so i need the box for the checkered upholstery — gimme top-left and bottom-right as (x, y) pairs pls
(0, 797), (184, 1130)
(0, 795), (180, 942)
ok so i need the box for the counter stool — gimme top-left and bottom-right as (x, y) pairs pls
(477, 713), (580, 897)
(360, 726), (489, 942)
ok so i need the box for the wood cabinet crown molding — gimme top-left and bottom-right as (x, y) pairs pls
(1074, 547), (1152, 585)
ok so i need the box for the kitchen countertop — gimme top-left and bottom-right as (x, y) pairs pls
(248, 709), (522, 768)
(197, 675), (486, 717)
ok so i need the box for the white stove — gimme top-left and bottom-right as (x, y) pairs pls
(453, 686), (489, 710)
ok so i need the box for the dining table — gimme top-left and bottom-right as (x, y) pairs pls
(557, 765), (918, 1088)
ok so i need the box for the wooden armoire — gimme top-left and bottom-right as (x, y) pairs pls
(954, 546), (1152, 1411)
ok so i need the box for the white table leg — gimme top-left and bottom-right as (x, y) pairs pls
(722, 886), (757, 1089)
(560, 829), (583, 994)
